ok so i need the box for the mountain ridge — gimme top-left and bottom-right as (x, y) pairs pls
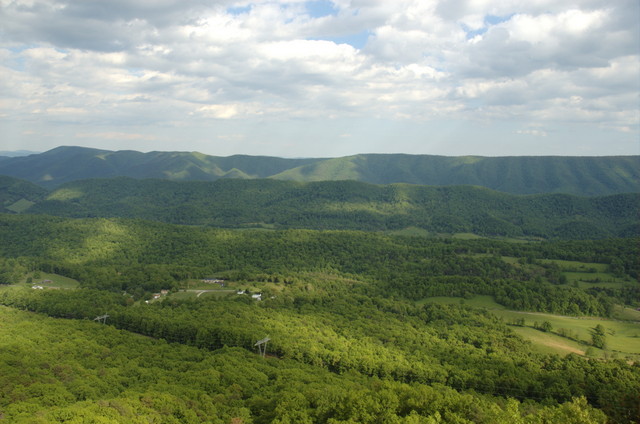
(0, 146), (638, 196)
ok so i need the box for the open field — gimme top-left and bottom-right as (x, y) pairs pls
(613, 305), (640, 321)
(508, 326), (589, 356)
(170, 290), (237, 300)
(19, 272), (80, 289)
(421, 295), (640, 360)
(499, 257), (632, 292)
(495, 310), (640, 355)
(539, 259), (609, 272)
(561, 270), (629, 288)
(385, 226), (432, 237)
(451, 232), (485, 240)
(6, 198), (35, 213)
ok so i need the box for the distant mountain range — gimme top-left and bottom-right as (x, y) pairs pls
(0, 146), (638, 195)
(0, 150), (40, 157)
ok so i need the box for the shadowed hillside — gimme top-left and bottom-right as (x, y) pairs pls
(0, 176), (48, 213)
(18, 177), (639, 239)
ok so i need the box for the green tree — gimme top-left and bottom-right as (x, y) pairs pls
(540, 321), (553, 332)
(591, 324), (607, 349)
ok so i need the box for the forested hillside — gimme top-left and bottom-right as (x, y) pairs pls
(0, 176), (48, 213)
(0, 213), (638, 422)
(0, 146), (637, 195)
(273, 154), (640, 196)
(0, 146), (317, 189)
(0, 306), (618, 424)
(18, 177), (639, 239)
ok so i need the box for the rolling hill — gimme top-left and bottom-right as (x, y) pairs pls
(16, 177), (639, 239)
(0, 146), (637, 195)
(0, 175), (48, 213)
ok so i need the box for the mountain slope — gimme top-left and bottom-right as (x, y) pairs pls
(22, 177), (639, 239)
(0, 146), (319, 189)
(273, 154), (640, 195)
(0, 146), (637, 195)
(0, 175), (48, 213)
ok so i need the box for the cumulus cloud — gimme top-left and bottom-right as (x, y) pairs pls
(0, 0), (638, 156)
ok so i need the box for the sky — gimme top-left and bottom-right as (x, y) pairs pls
(0, 0), (638, 158)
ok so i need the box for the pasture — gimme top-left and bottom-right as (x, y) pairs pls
(20, 272), (80, 289)
(421, 295), (640, 361)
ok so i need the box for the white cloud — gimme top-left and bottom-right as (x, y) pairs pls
(516, 129), (547, 137)
(75, 131), (159, 140)
(0, 0), (638, 156)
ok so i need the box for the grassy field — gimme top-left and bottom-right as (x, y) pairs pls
(539, 259), (608, 272)
(508, 326), (589, 356)
(385, 227), (432, 238)
(500, 257), (631, 292)
(20, 272), (80, 289)
(566, 273), (626, 289)
(421, 295), (640, 361)
(170, 290), (237, 300)
(451, 232), (485, 240)
(612, 305), (640, 321)
(6, 198), (35, 213)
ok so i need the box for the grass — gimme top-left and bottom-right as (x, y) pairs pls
(573, 280), (625, 290)
(612, 305), (640, 321)
(21, 272), (80, 289)
(180, 278), (282, 293)
(563, 271), (626, 288)
(170, 290), (236, 300)
(509, 326), (589, 356)
(452, 233), (484, 240)
(6, 198), (35, 213)
(501, 258), (629, 290)
(539, 259), (608, 272)
(385, 227), (432, 238)
(494, 310), (640, 354)
(420, 295), (640, 360)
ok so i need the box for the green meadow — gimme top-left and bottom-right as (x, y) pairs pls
(22, 272), (80, 289)
(539, 259), (609, 272)
(5, 198), (35, 213)
(421, 295), (640, 361)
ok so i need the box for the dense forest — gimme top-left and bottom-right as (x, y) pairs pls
(0, 212), (639, 422)
(0, 305), (619, 424)
(0, 149), (639, 423)
(1, 146), (638, 195)
(3, 176), (639, 239)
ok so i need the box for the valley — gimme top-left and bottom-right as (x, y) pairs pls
(0, 149), (638, 423)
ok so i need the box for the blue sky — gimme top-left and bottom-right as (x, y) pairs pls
(0, 0), (638, 157)
(305, 0), (337, 18)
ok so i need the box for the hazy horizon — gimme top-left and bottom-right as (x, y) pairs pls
(3, 145), (640, 160)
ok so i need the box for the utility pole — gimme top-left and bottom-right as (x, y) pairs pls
(254, 336), (270, 357)
(93, 314), (109, 324)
